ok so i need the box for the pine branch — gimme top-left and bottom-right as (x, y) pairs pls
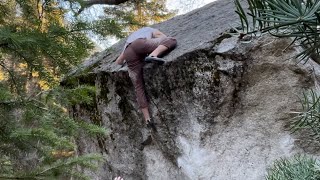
(30, 99), (49, 111)
(49, 27), (93, 38)
(0, 42), (8, 48)
(0, 176), (30, 179)
(0, 60), (21, 96)
(0, 100), (19, 105)
(6, 46), (32, 65)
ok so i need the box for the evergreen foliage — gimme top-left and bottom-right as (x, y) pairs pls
(266, 155), (320, 180)
(234, 0), (320, 63)
(0, 0), (111, 179)
(291, 89), (320, 139)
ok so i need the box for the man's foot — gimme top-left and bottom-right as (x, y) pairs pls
(141, 135), (153, 146)
(146, 118), (157, 132)
(145, 56), (165, 65)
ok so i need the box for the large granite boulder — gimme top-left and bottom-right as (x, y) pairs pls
(64, 0), (320, 179)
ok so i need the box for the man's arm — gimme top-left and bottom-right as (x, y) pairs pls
(152, 30), (167, 38)
(115, 52), (125, 65)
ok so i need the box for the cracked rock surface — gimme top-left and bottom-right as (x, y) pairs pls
(64, 0), (320, 179)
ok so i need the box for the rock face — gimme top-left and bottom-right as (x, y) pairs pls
(65, 0), (320, 179)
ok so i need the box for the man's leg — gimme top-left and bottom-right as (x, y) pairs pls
(128, 63), (150, 123)
(144, 37), (177, 63)
(141, 107), (150, 123)
(149, 45), (169, 57)
(124, 41), (151, 124)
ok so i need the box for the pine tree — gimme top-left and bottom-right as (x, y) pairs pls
(0, 0), (111, 179)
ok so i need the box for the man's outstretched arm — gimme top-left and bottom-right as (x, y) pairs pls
(115, 52), (125, 65)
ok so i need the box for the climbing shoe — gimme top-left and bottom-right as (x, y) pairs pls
(145, 56), (165, 65)
(141, 135), (153, 146)
(146, 118), (157, 132)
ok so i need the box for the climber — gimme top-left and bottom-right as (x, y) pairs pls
(115, 27), (177, 131)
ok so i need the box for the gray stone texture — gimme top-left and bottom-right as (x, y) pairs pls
(65, 0), (320, 179)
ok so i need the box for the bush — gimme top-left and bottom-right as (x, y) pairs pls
(266, 155), (320, 180)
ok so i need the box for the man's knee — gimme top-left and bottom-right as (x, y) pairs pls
(162, 37), (177, 50)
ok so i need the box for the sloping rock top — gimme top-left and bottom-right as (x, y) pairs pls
(65, 0), (245, 78)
